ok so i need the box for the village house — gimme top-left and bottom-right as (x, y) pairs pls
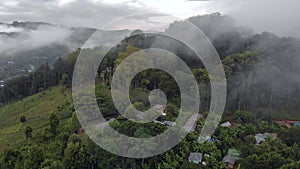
(220, 121), (232, 128)
(183, 113), (201, 132)
(227, 149), (241, 158)
(188, 152), (203, 164)
(255, 133), (277, 145)
(294, 122), (300, 127)
(222, 148), (241, 169)
(222, 155), (237, 169)
(274, 119), (300, 128)
(152, 104), (166, 116)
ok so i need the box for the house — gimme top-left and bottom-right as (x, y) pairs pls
(222, 155), (237, 169)
(188, 152), (203, 164)
(163, 121), (176, 127)
(227, 149), (241, 158)
(274, 119), (300, 128)
(152, 104), (166, 116)
(255, 133), (277, 145)
(294, 122), (300, 127)
(184, 113), (201, 132)
(220, 121), (232, 128)
(222, 148), (241, 168)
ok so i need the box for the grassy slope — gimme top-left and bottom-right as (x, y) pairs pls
(0, 86), (72, 151)
(0, 83), (299, 152)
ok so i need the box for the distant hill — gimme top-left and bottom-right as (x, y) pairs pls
(0, 21), (130, 81)
(166, 13), (300, 117)
(1, 13), (300, 120)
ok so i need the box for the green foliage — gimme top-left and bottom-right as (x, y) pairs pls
(223, 51), (259, 77)
(1, 35), (300, 169)
(279, 127), (300, 146)
(240, 139), (300, 169)
(233, 110), (256, 124)
(60, 73), (69, 87)
(48, 112), (59, 134)
(63, 142), (96, 169)
(0, 86), (70, 151)
(41, 159), (65, 169)
(0, 83), (300, 169)
(25, 126), (33, 139)
(71, 112), (81, 133)
(280, 161), (300, 169)
(1, 148), (21, 169)
(20, 115), (26, 123)
(0, 50), (78, 104)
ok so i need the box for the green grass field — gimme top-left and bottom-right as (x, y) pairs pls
(0, 86), (72, 151)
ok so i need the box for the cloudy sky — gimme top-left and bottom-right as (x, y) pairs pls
(0, 0), (300, 37)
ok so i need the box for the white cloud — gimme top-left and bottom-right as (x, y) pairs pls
(0, 24), (23, 33)
(0, 0), (208, 28)
(202, 0), (300, 38)
(58, 0), (77, 7)
(0, 25), (73, 56)
(0, 0), (299, 37)
(131, 0), (209, 19)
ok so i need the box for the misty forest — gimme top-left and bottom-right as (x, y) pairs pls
(1, 13), (300, 169)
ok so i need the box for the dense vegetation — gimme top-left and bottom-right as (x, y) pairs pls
(1, 13), (300, 168)
(2, 13), (300, 119)
(1, 85), (300, 168)
(0, 50), (78, 103)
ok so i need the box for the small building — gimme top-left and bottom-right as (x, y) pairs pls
(220, 121), (232, 128)
(222, 148), (241, 168)
(184, 113), (201, 132)
(152, 104), (166, 116)
(294, 122), (300, 127)
(227, 149), (241, 158)
(274, 119), (300, 128)
(255, 133), (277, 145)
(222, 155), (236, 169)
(188, 152), (203, 164)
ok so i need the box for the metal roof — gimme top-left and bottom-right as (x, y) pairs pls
(222, 155), (236, 164)
(188, 153), (203, 161)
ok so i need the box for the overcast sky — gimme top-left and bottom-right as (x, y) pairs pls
(0, 0), (299, 37)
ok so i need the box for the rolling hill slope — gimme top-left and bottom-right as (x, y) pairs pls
(0, 86), (72, 151)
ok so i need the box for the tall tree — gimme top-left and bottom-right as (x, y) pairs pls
(48, 112), (59, 134)
(25, 126), (33, 139)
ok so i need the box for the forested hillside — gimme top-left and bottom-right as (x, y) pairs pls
(1, 13), (300, 169)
